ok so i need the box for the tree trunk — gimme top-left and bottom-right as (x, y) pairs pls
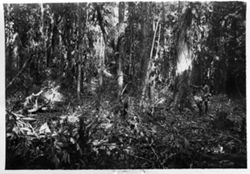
(95, 4), (107, 93)
(150, 23), (161, 101)
(98, 35), (104, 87)
(173, 5), (194, 111)
(117, 53), (123, 97)
(117, 2), (125, 98)
(140, 18), (160, 108)
(77, 64), (81, 100)
(140, 3), (152, 82)
(76, 3), (84, 101)
(128, 37), (133, 77)
(6, 44), (13, 81)
(40, 3), (46, 70)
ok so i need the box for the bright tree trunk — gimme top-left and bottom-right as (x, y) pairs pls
(117, 55), (123, 97)
(173, 6), (194, 110)
(98, 35), (104, 87)
(77, 64), (81, 100)
(117, 2), (125, 98)
(140, 17), (160, 108)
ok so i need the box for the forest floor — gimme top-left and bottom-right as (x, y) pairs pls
(6, 91), (247, 169)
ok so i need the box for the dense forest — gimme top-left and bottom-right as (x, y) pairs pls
(5, 1), (246, 169)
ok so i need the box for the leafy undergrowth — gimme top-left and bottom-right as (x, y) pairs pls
(6, 94), (246, 169)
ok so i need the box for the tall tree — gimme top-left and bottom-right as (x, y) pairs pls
(173, 3), (194, 110)
(140, 16), (161, 108)
(76, 3), (82, 101)
(117, 2), (125, 99)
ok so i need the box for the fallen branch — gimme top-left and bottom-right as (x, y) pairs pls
(27, 100), (50, 113)
(6, 110), (24, 120)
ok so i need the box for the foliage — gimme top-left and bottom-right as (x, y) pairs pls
(6, 93), (246, 168)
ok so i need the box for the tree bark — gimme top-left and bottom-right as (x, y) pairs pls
(77, 63), (81, 100)
(140, 18), (160, 108)
(98, 35), (104, 87)
(117, 2), (125, 98)
(95, 4), (107, 92)
(173, 5), (194, 111)
(140, 3), (152, 81)
(150, 23), (161, 101)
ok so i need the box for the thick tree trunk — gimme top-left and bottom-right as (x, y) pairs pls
(94, 4), (107, 93)
(140, 3), (152, 82)
(173, 6), (194, 111)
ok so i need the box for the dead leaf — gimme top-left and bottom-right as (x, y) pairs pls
(39, 122), (51, 134)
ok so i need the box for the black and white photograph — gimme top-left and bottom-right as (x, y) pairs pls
(3, 0), (247, 170)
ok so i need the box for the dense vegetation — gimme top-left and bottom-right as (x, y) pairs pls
(5, 1), (246, 169)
